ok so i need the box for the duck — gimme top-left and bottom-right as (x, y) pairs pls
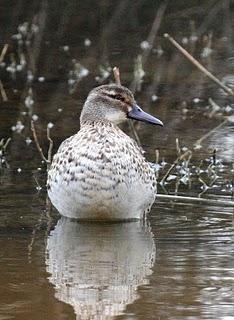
(47, 84), (163, 220)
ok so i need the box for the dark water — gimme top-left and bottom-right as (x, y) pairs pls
(0, 1), (234, 319)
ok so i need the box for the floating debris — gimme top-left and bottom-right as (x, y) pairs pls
(31, 114), (39, 121)
(24, 88), (34, 109)
(227, 115), (234, 123)
(38, 77), (45, 82)
(12, 33), (22, 41)
(84, 38), (91, 47)
(27, 71), (34, 83)
(218, 74), (234, 97)
(16, 64), (23, 72)
(68, 60), (89, 93)
(190, 35), (198, 43)
(25, 137), (32, 145)
(153, 46), (164, 57)
(181, 37), (189, 45)
(6, 61), (17, 78)
(95, 65), (111, 83)
(17, 22), (29, 36)
(0, 138), (11, 167)
(47, 122), (54, 129)
(208, 98), (221, 111)
(167, 174), (177, 181)
(140, 41), (151, 50)
(201, 47), (213, 58)
(133, 55), (145, 91)
(151, 94), (158, 102)
(224, 105), (232, 113)
(160, 159), (167, 167)
(62, 45), (70, 52)
(193, 97), (202, 104)
(11, 121), (24, 133)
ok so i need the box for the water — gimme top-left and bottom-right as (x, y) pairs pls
(0, 1), (234, 319)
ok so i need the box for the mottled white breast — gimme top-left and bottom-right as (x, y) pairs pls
(47, 121), (156, 220)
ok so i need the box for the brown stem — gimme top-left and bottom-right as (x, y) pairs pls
(164, 33), (234, 96)
(160, 149), (192, 185)
(31, 120), (48, 163)
(0, 44), (8, 64)
(0, 80), (8, 102)
(46, 126), (53, 168)
(157, 194), (234, 207)
(113, 67), (121, 85)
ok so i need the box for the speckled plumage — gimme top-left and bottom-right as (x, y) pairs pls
(47, 84), (162, 220)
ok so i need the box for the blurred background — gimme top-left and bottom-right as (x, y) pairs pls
(0, 1), (234, 319)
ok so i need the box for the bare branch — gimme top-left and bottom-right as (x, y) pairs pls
(160, 149), (192, 185)
(194, 118), (228, 148)
(157, 194), (234, 208)
(113, 67), (121, 85)
(0, 80), (8, 102)
(0, 44), (8, 64)
(31, 120), (48, 163)
(164, 33), (234, 96)
(142, 1), (168, 65)
(46, 126), (53, 166)
(128, 120), (141, 146)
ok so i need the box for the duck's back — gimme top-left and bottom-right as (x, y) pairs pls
(47, 122), (156, 220)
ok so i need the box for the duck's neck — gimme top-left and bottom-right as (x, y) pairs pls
(80, 119), (115, 128)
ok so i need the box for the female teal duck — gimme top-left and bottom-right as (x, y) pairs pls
(47, 84), (163, 220)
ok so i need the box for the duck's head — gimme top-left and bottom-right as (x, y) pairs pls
(80, 84), (163, 127)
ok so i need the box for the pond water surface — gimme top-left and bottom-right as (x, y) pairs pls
(0, 1), (234, 319)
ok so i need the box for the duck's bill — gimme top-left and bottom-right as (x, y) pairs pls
(127, 105), (163, 126)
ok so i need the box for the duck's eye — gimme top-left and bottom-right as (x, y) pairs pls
(115, 94), (125, 102)
(107, 93), (125, 102)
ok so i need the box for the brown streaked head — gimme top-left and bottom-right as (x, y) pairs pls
(80, 84), (163, 127)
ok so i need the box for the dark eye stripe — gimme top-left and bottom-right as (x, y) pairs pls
(106, 93), (125, 102)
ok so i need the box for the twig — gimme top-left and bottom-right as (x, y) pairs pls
(155, 149), (159, 164)
(113, 67), (121, 85)
(198, 176), (209, 197)
(161, 112), (229, 184)
(28, 211), (44, 263)
(33, 174), (42, 191)
(194, 118), (229, 148)
(31, 120), (48, 163)
(160, 149), (192, 185)
(157, 193), (234, 208)
(31, 120), (54, 170)
(0, 137), (11, 150)
(47, 126), (53, 165)
(45, 196), (53, 232)
(0, 44), (8, 64)
(127, 4), (168, 143)
(176, 138), (181, 157)
(128, 120), (141, 146)
(164, 33), (234, 97)
(142, 1), (168, 65)
(131, 55), (145, 92)
(0, 80), (8, 102)
(196, 0), (223, 37)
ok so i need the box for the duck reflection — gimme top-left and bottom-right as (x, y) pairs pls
(46, 218), (156, 319)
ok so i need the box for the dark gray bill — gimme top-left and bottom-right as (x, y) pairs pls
(127, 105), (163, 126)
